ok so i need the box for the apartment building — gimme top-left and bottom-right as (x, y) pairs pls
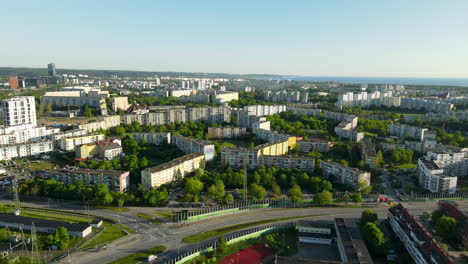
(361, 138), (379, 170)
(320, 160), (371, 190)
(132, 132), (171, 145)
(426, 110), (468, 121)
(141, 153), (205, 189)
(264, 91), (308, 103)
(253, 128), (297, 149)
(207, 127), (248, 139)
(1, 96), (37, 128)
(334, 123), (364, 142)
(388, 204), (455, 264)
(51, 129), (87, 147)
(286, 107), (322, 117)
(41, 91), (106, 110)
(417, 159), (457, 194)
(44, 167), (130, 192)
(60, 133), (105, 151)
(258, 155), (315, 172)
(111, 97), (129, 112)
(0, 126), (59, 145)
(77, 115), (121, 133)
(0, 140), (53, 161)
(172, 135), (215, 161)
(75, 138), (122, 160)
(122, 107), (231, 126)
(236, 105), (287, 129)
(400, 97), (454, 113)
(297, 139), (332, 153)
(388, 123), (429, 142)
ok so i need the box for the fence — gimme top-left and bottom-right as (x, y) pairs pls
(157, 219), (306, 264)
(414, 192), (468, 201)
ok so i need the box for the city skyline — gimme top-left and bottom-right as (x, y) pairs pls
(2, 0), (468, 78)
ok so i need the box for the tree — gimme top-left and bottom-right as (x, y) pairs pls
(114, 127), (126, 137)
(313, 190), (333, 206)
(361, 209), (378, 225)
(45, 103), (53, 112)
(224, 193), (234, 203)
(361, 222), (386, 255)
(431, 210), (443, 224)
(217, 235), (227, 256)
(207, 181), (225, 202)
(95, 184), (113, 205)
(288, 185), (303, 204)
(54, 227), (70, 250)
(350, 193), (363, 205)
(185, 178), (204, 196)
(83, 104), (94, 118)
(435, 216), (457, 241)
(249, 184), (266, 200)
(271, 182), (281, 195)
(343, 193), (350, 205)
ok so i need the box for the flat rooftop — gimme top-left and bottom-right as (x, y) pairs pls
(321, 160), (369, 174)
(144, 153), (204, 173)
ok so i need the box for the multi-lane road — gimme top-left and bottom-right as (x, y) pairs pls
(3, 195), (467, 264)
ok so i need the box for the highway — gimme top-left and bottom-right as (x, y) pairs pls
(3, 195), (467, 264)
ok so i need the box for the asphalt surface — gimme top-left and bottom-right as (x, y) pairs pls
(2, 193), (468, 264)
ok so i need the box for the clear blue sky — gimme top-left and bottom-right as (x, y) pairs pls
(2, 0), (468, 77)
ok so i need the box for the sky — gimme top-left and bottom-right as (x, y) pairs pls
(1, 0), (468, 78)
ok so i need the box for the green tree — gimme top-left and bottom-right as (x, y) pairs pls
(45, 103), (53, 112)
(249, 184), (266, 200)
(224, 193), (234, 203)
(361, 209), (378, 225)
(435, 216), (458, 241)
(217, 235), (227, 256)
(271, 182), (281, 195)
(361, 222), (386, 255)
(431, 210), (443, 224)
(54, 227), (70, 250)
(350, 193), (363, 205)
(288, 184), (303, 204)
(185, 178), (204, 196)
(95, 184), (113, 205)
(83, 104), (94, 118)
(313, 190), (333, 206)
(207, 181), (225, 202)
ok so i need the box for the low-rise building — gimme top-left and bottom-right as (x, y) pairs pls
(388, 204), (455, 264)
(0, 214), (92, 238)
(172, 135), (215, 161)
(0, 140), (53, 161)
(60, 133), (105, 151)
(141, 153), (205, 189)
(320, 160), (371, 190)
(132, 132), (171, 145)
(45, 167), (130, 192)
(296, 220), (335, 244)
(207, 127), (248, 139)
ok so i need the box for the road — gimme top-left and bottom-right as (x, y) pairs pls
(3, 195), (466, 264)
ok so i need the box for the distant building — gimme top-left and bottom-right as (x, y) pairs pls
(77, 115), (121, 133)
(141, 153), (205, 189)
(387, 123), (429, 142)
(60, 133), (105, 151)
(47, 63), (56, 77)
(388, 204), (455, 264)
(9, 77), (19, 89)
(320, 160), (371, 190)
(253, 128), (297, 149)
(297, 139), (332, 153)
(45, 167), (130, 192)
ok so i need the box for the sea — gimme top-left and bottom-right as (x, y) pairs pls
(275, 76), (468, 87)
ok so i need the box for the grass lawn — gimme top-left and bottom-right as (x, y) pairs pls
(79, 223), (126, 250)
(154, 211), (175, 220)
(137, 213), (162, 225)
(23, 161), (55, 172)
(20, 209), (90, 223)
(92, 206), (130, 212)
(117, 223), (137, 234)
(107, 245), (167, 264)
(182, 214), (323, 243)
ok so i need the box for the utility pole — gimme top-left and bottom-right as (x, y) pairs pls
(12, 178), (20, 216)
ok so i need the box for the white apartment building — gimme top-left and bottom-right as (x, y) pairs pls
(387, 123), (429, 142)
(207, 127), (248, 139)
(1, 96), (37, 128)
(0, 140), (53, 161)
(172, 135), (215, 161)
(141, 153), (205, 189)
(60, 133), (105, 151)
(418, 159), (457, 194)
(264, 91), (308, 103)
(320, 160), (371, 190)
(111, 97), (130, 112)
(297, 139), (332, 153)
(0, 126), (59, 145)
(132, 132), (171, 145)
(77, 115), (121, 133)
(51, 129), (88, 147)
(286, 107), (322, 117)
(400, 97), (453, 113)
